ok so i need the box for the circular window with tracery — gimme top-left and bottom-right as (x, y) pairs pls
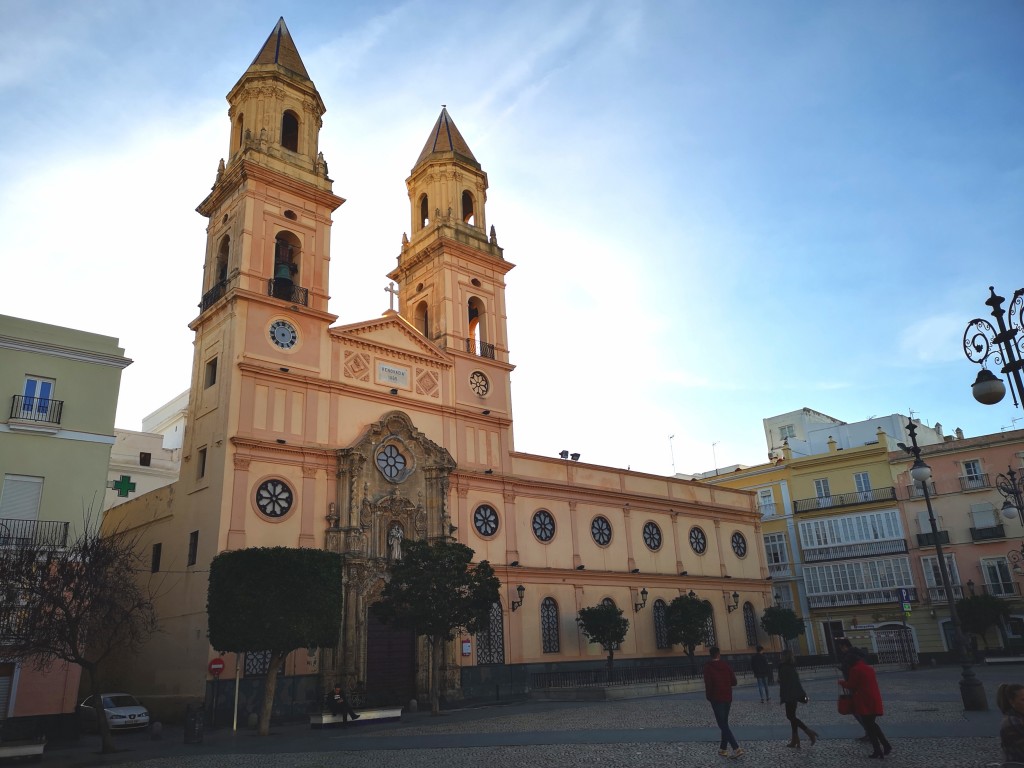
(591, 516), (612, 546)
(255, 479), (293, 518)
(642, 521), (662, 551)
(731, 531), (748, 558)
(375, 444), (407, 480)
(474, 504), (499, 537)
(689, 526), (707, 554)
(532, 510), (555, 542)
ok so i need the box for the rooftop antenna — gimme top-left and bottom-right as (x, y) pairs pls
(712, 441), (720, 477)
(669, 435), (676, 475)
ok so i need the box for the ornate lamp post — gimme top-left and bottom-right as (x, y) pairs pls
(900, 421), (987, 710)
(963, 286), (1024, 407)
(997, 468), (1024, 575)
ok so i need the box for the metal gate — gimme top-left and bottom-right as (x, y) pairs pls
(874, 626), (918, 665)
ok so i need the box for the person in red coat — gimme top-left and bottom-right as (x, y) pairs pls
(839, 655), (891, 758)
(703, 646), (744, 758)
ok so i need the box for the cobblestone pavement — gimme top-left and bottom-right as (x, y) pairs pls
(44, 664), (1017, 767)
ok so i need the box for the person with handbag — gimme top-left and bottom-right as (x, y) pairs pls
(836, 637), (871, 742)
(777, 649), (817, 748)
(838, 652), (891, 758)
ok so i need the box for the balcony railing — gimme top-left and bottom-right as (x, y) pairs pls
(927, 585), (964, 601)
(981, 581), (1021, 598)
(917, 530), (950, 547)
(267, 279), (309, 306)
(768, 562), (792, 578)
(758, 502), (778, 517)
(960, 474), (991, 491)
(802, 538), (908, 562)
(464, 338), (496, 359)
(199, 279), (228, 312)
(793, 486), (897, 513)
(808, 587), (917, 608)
(0, 518), (70, 548)
(906, 481), (937, 498)
(9, 395), (63, 426)
(970, 524), (1005, 541)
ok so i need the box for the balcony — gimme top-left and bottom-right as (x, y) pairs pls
(768, 562), (792, 578)
(970, 524), (1005, 541)
(465, 338), (496, 359)
(199, 279), (228, 312)
(0, 518), (70, 548)
(960, 474), (991, 491)
(927, 585), (965, 601)
(9, 395), (63, 426)
(808, 587), (917, 608)
(917, 530), (950, 547)
(802, 538), (908, 563)
(758, 502), (778, 518)
(793, 486), (897, 513)
(906, 481), (937, 499)
(981, 581), (1021, 598)
(267, 278), (309, 306)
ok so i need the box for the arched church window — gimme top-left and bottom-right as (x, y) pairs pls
(216, 235), (230, 284)
(743, 602), (757, 647)
(467, 297), (486, 354)
(281, 110), (299, 152)
(272, 231), (300, 300)
(414, 301), (429, 337)
(653, 599), (669, 649)
(476, 601), (505, 664)
(540, 597), (559, 653)
(704, 603), (717, 648)
(461, 190), (475, 226)
(234, 113), (245, 153)
(419, 194), (429, 229)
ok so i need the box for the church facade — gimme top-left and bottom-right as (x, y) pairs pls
(102, 19), (767, 714)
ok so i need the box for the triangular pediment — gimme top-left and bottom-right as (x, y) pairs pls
(331, 311), (451, 366)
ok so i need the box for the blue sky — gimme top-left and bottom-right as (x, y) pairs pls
(2, 1), (1021, 476)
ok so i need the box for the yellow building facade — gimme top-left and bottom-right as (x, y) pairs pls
(103, 19), (767, 716)
(0, 314), (131, 737)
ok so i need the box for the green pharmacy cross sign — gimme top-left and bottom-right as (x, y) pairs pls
(110, 475), (137, 498)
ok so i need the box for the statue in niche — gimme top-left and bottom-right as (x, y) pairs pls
(388, 523), (404, 561)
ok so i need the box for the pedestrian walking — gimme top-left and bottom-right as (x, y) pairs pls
(836, 637), (871, 742)
(703, 646), (744, 758)
(751, 645), (770, 704)
(996, 682), (1024, 765)
(838, 650), (891, 759)
(777, 649), (817, 748)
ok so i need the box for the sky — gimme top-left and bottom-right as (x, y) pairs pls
(2, 1), (1022, 477)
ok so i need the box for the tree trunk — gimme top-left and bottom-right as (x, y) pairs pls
(429, 636), (441, 715)
(86, 666), (117, 754)
(258, 650), (287, 736)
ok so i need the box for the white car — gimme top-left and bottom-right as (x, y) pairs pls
(79, 693), (150, 731)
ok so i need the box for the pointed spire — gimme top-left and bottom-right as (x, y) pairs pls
(414, 107), (480, 170)
(249, 17), (310, 80)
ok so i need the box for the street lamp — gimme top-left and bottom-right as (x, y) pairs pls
(633, 587), (649, 613)
(963, 286), (1024, 408)
(724, 591), (740, 613)
(995, 467), (1024, 575)
(900, 420), (988, 710)
(510, 584), (525, 612)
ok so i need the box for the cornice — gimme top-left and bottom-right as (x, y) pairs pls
(0, 336), (132, 369)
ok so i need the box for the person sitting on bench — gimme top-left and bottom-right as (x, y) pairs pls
(327, 685), (360, 721)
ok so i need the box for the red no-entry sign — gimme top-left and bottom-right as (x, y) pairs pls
(208, 657), (226, 676)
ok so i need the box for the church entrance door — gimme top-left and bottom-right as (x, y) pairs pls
(365, 606), (416, 706)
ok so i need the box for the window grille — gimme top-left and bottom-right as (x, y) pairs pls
(476, 602), (505, 664)
(541, 598), (560, 653)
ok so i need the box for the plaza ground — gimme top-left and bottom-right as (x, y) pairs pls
(39, 663), (1018, 767)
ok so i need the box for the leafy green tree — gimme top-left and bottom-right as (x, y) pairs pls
(0, 524), (157, 755)
(760, 606), (806, 648)
(664, 595), (713, 670)
(576, 602), (630, 671)
(371, 539), (500, 715)
(207, 547), (343, 736)
(957, 594), (1011, 650)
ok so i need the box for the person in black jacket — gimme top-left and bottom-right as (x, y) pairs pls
(777, 649), (817, 748)
(751, 645), (770, 703)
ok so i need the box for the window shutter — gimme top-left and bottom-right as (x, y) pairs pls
(0, 476), (43, 521)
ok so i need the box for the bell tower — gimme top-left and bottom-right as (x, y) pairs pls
(183, 18), (344, 503)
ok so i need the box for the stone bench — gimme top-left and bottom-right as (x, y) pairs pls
(309, 708), (403, 728)
(0, 738), (46, 762)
